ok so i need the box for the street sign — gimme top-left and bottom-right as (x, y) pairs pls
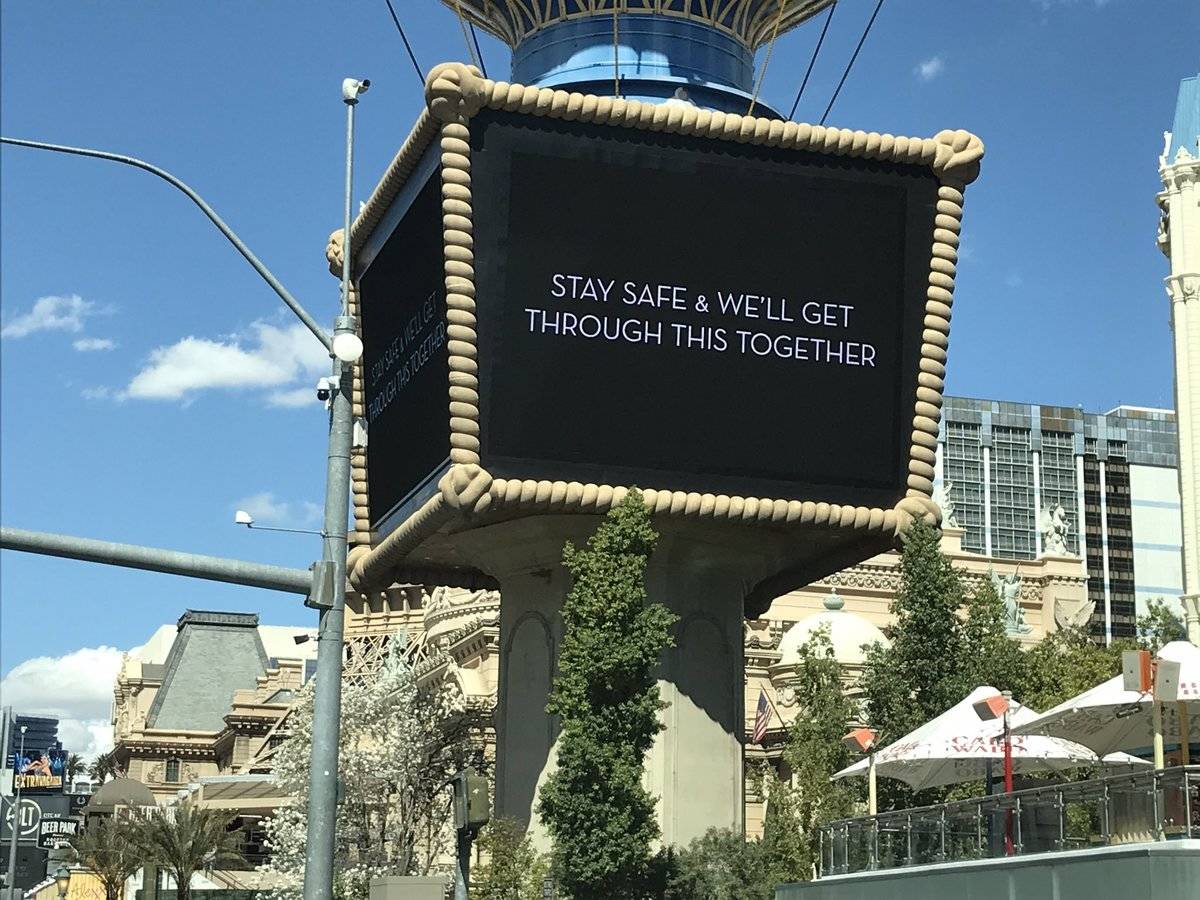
(37, 815), (80, 849)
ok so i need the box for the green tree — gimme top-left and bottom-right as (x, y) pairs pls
(65, 753), (85, 787)
(859, 521), (1034, 808)
(130, 800), (243, 900)
(664, 829), (772, 900)
(88, 751), (123, 784)
(1022, 627), (1126, 712)
(537, 490), (678, 900)
(1136, 598), (1187, 653)
(960, 580), (1027, 695)
(860, 521), (970, 747)
(71, 816), (142, 900)
(776, 627), (857, 879)
(472, 818), (550, 900)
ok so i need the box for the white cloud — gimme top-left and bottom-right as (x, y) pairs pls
(267, 386), (320, 408)
(234, 491), (322, 527)
(1, 647), (124, 759)
(1005, 272), (1025, 288)
(914, 56), (945, 82)
(124, 321), (329, 402)
(81, 386), (115, 401)
(1, 294), (98, 339)
(73, 337), (116, 352)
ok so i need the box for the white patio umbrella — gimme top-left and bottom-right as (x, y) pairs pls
(833, 685), (1148, 791)
(1012, 641), (1200, 759)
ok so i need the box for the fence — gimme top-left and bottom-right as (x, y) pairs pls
(818, 764), (1200, 877)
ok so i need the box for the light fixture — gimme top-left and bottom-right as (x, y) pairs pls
(54, 864), (71, 899)
(332, 315), (363, 363)
(841, 728), (877, 754)
(234, 510), (254, 527)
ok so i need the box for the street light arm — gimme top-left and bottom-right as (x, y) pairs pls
(0, 136), (331, 350)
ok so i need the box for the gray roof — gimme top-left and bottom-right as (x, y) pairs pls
(146, 610), (269, 732)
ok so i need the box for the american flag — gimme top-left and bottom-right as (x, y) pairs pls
(752, 689), (771, 744)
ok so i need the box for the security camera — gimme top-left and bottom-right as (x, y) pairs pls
(316, 376), (338, 403)
(342, 78), (370, 103)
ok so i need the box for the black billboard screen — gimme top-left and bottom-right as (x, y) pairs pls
(470, 114), (937, 507)
(358, 163), (450, 526)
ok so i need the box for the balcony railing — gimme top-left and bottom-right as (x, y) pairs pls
(818, 765), (1200, 877)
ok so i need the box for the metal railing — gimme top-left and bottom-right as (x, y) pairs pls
(818, 765), (1200, 877)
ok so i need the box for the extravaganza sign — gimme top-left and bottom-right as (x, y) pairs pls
(10, 749), (66, 793)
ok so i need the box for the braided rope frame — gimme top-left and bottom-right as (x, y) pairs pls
(332, 62), (983, 592)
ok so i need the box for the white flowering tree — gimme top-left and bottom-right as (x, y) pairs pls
(262, 640), (478, 900)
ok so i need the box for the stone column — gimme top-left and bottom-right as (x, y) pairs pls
(453, 516), (782, 849)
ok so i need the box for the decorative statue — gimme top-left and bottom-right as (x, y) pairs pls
(1039, 503), (1072, 556)
(1054, 597), (1097, 632)
(932, 480), (960, 528)
(989, 567), (1032, 634)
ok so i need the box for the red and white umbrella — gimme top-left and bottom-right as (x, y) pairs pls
(834, 685), (1147, 791)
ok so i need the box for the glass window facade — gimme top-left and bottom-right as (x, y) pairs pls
(990, 426), (1035, 559)
(937, 397), (1178, 644)
(1039, 430), (1079, 555)
(944, 421), (985, 554)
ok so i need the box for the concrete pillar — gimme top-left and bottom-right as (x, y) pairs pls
(453, 516), (769, 849)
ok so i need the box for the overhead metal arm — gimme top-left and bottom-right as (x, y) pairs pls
(0, 526), (313, 596)
(0, 136), (331, 350)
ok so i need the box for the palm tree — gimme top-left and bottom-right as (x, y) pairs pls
(88, 751), (124, 784)
(130, 801), (243, 900)
(66, 753), (85, 787)
(71, 816), (143, 900)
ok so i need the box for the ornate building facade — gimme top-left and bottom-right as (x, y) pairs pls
(342, 524), (1091, 840)
(111, 611), (316, 803)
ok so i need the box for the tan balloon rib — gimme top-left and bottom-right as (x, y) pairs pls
(334, 63), (983, 592)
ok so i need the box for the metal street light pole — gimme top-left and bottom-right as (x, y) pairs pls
(1, 78), (370, 900)
(4, 726), (28, 900)
(301, 77), (367, 900)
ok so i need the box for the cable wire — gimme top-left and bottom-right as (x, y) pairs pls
(613, 2), (621, 97)
(820, 0), (888, 127)
(383, 0), (424, 85)
(451, 0), (482, 71)
(788, 1), (837, 121)
(469, 23), (489, 79)
(819, 0), (884, 126)
(747, 0), (788, 117)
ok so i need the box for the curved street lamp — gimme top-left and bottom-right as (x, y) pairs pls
(1, 75), (369, 900)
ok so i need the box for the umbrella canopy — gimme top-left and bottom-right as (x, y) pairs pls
(833, 685), (1148, 791)
(1012, 641), (1200, 757)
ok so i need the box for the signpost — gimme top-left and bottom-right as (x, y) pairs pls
(343, 62), (982, 845)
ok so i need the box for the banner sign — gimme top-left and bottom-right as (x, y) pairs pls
(2, 794), (71, 842)
(11, 749), (67, 793)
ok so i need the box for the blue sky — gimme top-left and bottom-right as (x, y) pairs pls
(1, 1), (1196, 753)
